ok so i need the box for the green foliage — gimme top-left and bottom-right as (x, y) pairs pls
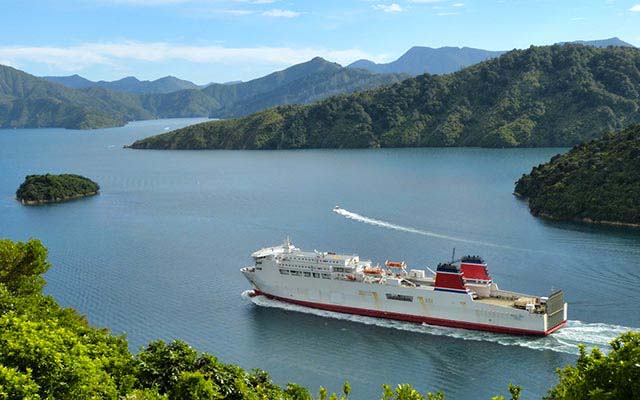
(0, 365), (41, 400)
(0, 64), (152, 129)
(169, 371), (220, 400)
(545, 332), (640, 400)
(0, 239), (49, 296)
(16, 174), (100, 204)
(515, 123), (640, 225)
(130, 44), (640, 150)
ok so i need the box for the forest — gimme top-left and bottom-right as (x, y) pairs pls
(129, 44), (640, 150)
(515, 123), (640, 226)
(16, 174), (99, 204)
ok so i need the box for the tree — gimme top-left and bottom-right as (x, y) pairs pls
(169, 371), (220, 400)
(545, 331), (640, 400)
(0, 239), (49, 296)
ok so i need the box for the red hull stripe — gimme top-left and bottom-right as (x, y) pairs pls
(253, 290), (566, 336)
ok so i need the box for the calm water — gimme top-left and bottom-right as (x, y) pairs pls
(1, 119), (639, 400)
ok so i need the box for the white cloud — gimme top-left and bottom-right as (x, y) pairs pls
(261, 9), (301, 17)
(372, 3), (403, 12)
(251, 0), (276, 3)
(630, 4), (640, 11)
(436, 11), (458, 16)
(452, 2), (464, 7)
(97, 0), (192, 4)
(0, 42), (383, 72)
(407, 0), (444, 3)
(219, 9), (254, 15)
(570, 17), (586, 21)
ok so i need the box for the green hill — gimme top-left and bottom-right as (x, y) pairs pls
(129, 44), (640, 150)
(2, 58), (406, 129)
(16, 174), (100, 204)
(201, 57), (407, 118)
(0, 65), (153, 129)
(42, 74), (202, 93)
(514, 124), (640, 227)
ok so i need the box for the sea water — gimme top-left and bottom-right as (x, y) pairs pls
(1, 119), (639, 399)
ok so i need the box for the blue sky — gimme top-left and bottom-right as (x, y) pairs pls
(1, 0), (639, 84)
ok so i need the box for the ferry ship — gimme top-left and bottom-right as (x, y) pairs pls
(241, 238), (568, 336)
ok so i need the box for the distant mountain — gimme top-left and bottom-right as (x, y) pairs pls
(202, 57), (408, 118)
(3, 57), (406, 129)
(0, 65), (152, 129)
(349, 46), (505, 75)
(42, 74), (201, 94)
(563, 37), (635, 48)
(41, 74), (95, 89)
(348, 38), (635, 76)
(129, 45), (640, 150)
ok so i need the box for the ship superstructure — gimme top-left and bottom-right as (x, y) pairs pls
(241, 238), (567, 335)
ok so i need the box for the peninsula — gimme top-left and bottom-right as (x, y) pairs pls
(128, 45), (640, 150)
(16, 174), (100, 205)
(515, 124), (640, 227)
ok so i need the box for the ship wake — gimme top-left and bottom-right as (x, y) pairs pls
(242, 290), (636, 355)
(332, 207), (512, 249)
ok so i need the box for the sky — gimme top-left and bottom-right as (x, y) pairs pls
(1, 0), (639, 84)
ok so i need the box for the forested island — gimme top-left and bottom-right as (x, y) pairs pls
(16, 174), (100, 205)
(129, 45), (640, 150)
(515, 124), (640, 227)
(1, 238), (638, 399)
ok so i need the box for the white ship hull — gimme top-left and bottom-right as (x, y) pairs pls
(241, 239), (568, 336)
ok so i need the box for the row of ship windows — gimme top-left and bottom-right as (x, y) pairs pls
(279, 264), (331, 271)
(282, 257), (344, 265)
(279, 269), (332, 279)
(278, 270), (414, 303)
(279, 263), (353, 273)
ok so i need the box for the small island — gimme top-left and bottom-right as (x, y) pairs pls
(16, 174), (100, 205)
(514, 123), (640, 228)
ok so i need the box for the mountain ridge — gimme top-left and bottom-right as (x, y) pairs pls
(42, 74), (201, 94)
(2, 57), (407, 129)
(348, 37), (635, 76)
(128, 44), (640, 150)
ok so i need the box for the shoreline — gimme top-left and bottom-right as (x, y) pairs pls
(513, 193), (640, 229)
(19, 191), (99, 205)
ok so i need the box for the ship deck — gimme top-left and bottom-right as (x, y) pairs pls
(474, 297), (517, 309)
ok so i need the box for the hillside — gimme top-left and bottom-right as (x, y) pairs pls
(349, 46), (505, 75)
(129, 45), (640, 150)
(514, 124), (640, 227)
(203, 57), (407, 118)
(42, 74), (201, 94)
(3, 58), (405, 129)
(0, 65), (151, 129)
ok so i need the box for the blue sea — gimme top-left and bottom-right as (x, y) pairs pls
(1, 118), (639, 400)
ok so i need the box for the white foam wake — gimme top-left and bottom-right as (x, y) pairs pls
(333, 207), (512, 249)
(242, 290), (636, 355)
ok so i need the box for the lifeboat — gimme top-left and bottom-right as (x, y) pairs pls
(363, 269), (383, 275)
(346, 275), (357, 281)
(385, 260), (406, 268)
